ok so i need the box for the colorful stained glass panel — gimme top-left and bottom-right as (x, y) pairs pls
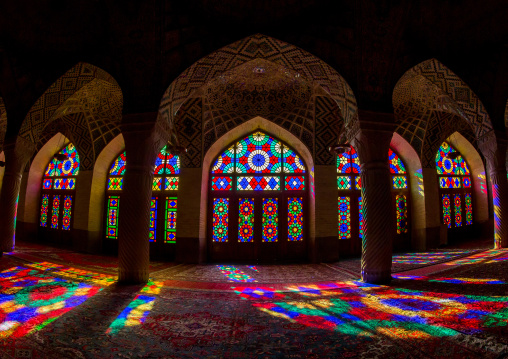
(165, 197), (177, 243)
(165, 177), (179, 191)
(337, 176), (351, 190)
(40, 194), (49, 227)
(337, 147), (360, 174)
(355, 176), (361, 190)
(238, 198), (254, 242)
(212, 145), (235, 174)
(288, 197), (303, 241)
(106, 196), (120, 239)
(359, 196), (364, 239)
(388, 149), (406, 174)
(109, 152), (127, 175)
(211, 176), (233, 190)
(285, 176), (305, 190)
(43, 179), (53, 189)
(237, 176), (280, 190)
(282, 146), (306, 173)
(165, 153), (180, 175)
(465, 193), (473, 225)
(436, 142), (470, 175)
(392, 176), (408, 189)
(53, 144), (80, 177)
(454, 194), (462, 227)
(149, 197), (158, 242)
(463, 177), (471, 188)
(153, 177), (164, 191)
(439, 177), (461, 189)
(62, 196), (72, 230)
(442, 194), (451, 228)
(396, 195), (408, 234)
(51, 195), (61, 229)
(108, 177), (123, 191)
(262, 198), (278, 242)
(235, 132), (282, 173)
(53, 178), (76, 190)
(212, 198), (229, 242)
(338, 197), (351, 239)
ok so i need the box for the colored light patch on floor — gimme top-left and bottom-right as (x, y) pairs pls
(106, 294), (155, 335)
(233, 287), (285, 300)
(25, 262), (117, 286)
(244, 280), (508, 339)
(393, 274), (505, 285)
(217, 266), (256, 282)
(391, 250), (476, 265)
(444, 249), (507, 266)
(0, 266), (101, 339)
(486, 250), (508, 264)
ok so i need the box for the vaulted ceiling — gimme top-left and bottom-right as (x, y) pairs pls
(0, 0), (507, 143)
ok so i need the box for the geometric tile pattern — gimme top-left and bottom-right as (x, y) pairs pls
(394, 59), (488, 168)
(19, 63), (122, 170)
(174, 98), (202, 168)
(315, 96), (341, 165)
(159, 34), (357, 138)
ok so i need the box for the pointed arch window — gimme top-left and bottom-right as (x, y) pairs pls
(436, 142), (473, 228)
(105, 147), (180, 243)
(209, 131), (307, 262)
(40, 143), (79, 230)
(337, 146), (409, 251)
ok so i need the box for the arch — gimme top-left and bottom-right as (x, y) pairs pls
(89, 134), (125, 234)
(159, 34), (357, 132)
(445, 132), (488, 224)
(390, 132), (426, 250)
(200, 116), (315, 256)
(24, 133), (70, 226)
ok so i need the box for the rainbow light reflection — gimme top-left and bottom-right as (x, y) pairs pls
(392, 274), (505, 285)
(106, 280), (162, 334)
(392, 251), (475, 265)
(236, 281), (508, 338)
(0, 266), (101, 339)
(25, 262), (117, 286)
(217, 265), (256, 282)
(444, 249), (507, 266)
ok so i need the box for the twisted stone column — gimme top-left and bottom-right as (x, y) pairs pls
(0, 137), (35, 253)
(479, 130), (508, 249)
(117, 121), (165, 284)
(352, 127), (394, 284)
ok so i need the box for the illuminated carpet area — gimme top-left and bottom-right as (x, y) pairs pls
(0, 247), (507, 358)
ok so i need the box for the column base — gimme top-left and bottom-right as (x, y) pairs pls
(361, 269), (391, 284)
(118, 268), (149, 285)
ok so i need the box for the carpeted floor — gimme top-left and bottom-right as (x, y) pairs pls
(1, 241), (508, 358)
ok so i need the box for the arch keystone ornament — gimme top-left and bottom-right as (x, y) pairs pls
(0, 137), (35, 253)
(478, 130), (508, 249)
(350, 115), (395, 284)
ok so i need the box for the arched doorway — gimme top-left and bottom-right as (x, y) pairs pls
(208, 131), (307, 263)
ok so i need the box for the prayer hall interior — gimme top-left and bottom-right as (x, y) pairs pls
(0, 1), (508, 358)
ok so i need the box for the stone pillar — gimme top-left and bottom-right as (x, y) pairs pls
(0, 137), (34, 253)
(117, 120), (165, 284)
(478, 130), (508, 249)
(351, 121), (394, 284)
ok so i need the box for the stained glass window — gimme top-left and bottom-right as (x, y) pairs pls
(40, 143), (79, 231)
(442, 194), (452, 228)
(210, 132), (307, 248)
(106, 148), (180, 243)
(338, 197), (351, 239)
(337, 147), (360, 174)
(235, 132), (282, 173)
(358, 197), (364, 240)
(149, 197), (158, 243)
(213, 198), (229, 242)
(106, 196), (120, 239)
(436, 142), (473, 229)
(262, 198), (278, 242)
(165, 198), (177, 243)
(388, 149), (406, 174)
(396, 195), (408, 234)
(288, 197), (303, 241)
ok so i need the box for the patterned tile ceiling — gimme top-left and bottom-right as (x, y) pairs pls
(393, 59), (489, 167)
